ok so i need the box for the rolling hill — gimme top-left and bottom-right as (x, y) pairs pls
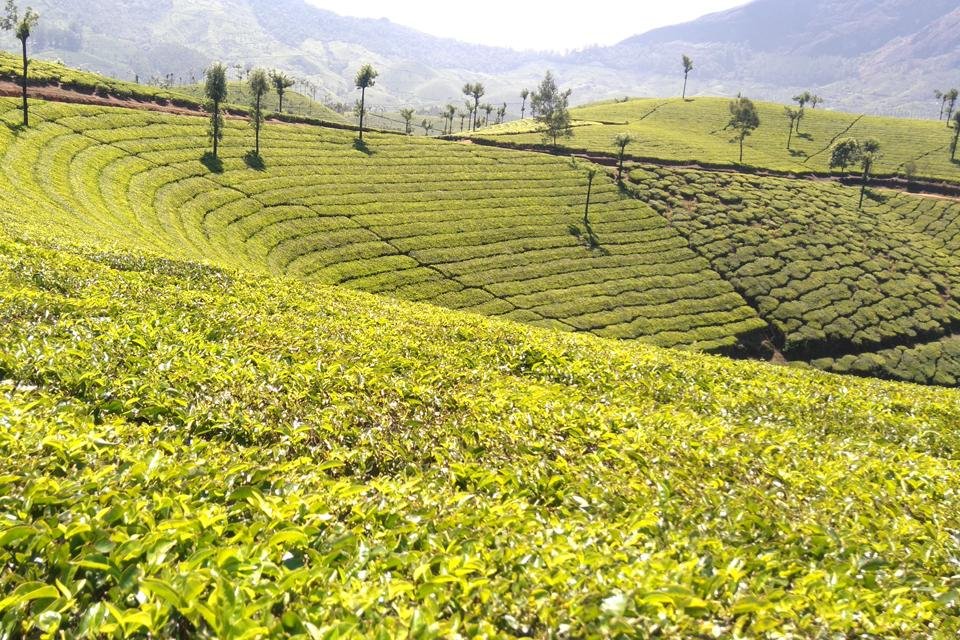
(468, 97), (960, 182)
(11, 0), (960, 114)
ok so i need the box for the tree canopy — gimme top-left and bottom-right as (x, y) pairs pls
(530, 71), (573, 147)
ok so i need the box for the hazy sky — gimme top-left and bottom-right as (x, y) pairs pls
(305, 1), (750, 52)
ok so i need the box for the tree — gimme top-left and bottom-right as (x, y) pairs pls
(1, 0), (39, 127)
(481, 103), (494, 127)
(520, 88), (530, 119)
(530, 71), (573, 147)
(269, 71), (295, 114)
(936, 90), (946, 120)
(681, 54), (694, 99)
(614, 133), (633, 181)
(421, 119), (434, 136)
(457, 107), (468, 132)
(400, 108), (415, 135)
(248, 68), (269, 156)
(784, 107), (800, 150)
(463, 82), (485, 130)
(950, 111), (960, 161)
(810, 95), (823, 109)
(728, 96), (760, 163)
(946, 89), (959, 125)
(205, 63), (228, 158)
(793, 91), (812, 132)
(496, 102), (507, 125)
(355, 64), (378, 141)
(858, 138), (881, 209)
(584, 165), (597, 227)
(829, 137), (860, 173)
(444, 104), (456, 134)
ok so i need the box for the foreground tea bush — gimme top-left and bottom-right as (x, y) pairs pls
(0, 232), (959, 638)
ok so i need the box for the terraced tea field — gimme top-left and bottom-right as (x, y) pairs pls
(0, 98), (764, 352)
(468, 97), (960, 183)
(1, 230), (958, 638)
(626, 165), (960, 385)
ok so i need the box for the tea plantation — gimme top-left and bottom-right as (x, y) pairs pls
(1, 230), (959, 638)
(625, 165), (960, 385)
(468, 97), (960, 183)
(0, 98), (765, 352)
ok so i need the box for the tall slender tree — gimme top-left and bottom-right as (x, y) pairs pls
(496, 102), (507, 125)
(354, 64), (378, 141)
(951, 111), (960, 161)
(946, 89), (959, 125)
(793, 91), (812, 133)
(728, 96), (760, 163)
(248, 68), (269, 156)
(584, 165), (597, 227)
(270, 71), (295, 114)
(400, 108), (415, 135)
(1, 0), (39, 127)
(530, 71), (573, 147)
(936, 90), (947, 120)
(810, 95), (823, 109)
(481, 103), (494, 127)
(205, 63), (228, 159)
(784, 107), (800, 150)
(614, 133), (633, 181)
(858, 138), (881, 209)
(445, 103), (456, 134)
(681, 54), (694, 99)
(520, 88), (530, 119)
(463, 83), (485, 130)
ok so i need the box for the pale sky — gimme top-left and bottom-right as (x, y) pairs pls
(306, 1), (751, 52)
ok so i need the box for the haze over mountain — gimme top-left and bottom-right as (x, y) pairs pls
(11, 0), (959, 116)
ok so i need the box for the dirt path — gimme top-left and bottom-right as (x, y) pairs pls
(0, 80), (210, 117)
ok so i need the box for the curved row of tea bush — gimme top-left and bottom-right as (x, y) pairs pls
(0, 98), (764, 351)
(1, 231), (958, 638)
(625, 164), (960, 384)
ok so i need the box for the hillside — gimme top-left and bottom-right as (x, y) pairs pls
(7, 96), (960, 385)
(469, 97), (960, 182)
(12, 0), (960, 113)
(0, 98), (765, 352)
(2, 226), (959, 637)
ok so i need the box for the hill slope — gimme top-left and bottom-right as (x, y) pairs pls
(0, 98), (765, 352)
(470, 97), (960, 182)
(1, 228), (959, 637)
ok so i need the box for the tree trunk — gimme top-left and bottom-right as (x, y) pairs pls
(359, 87), (366, 141)
(20, 37), (28, 127)
(953, 129), (959, 160)
(682, 72), (688, 100)
(213, 99), (220, 157)
(279, 92), (284, 115)
(859, 167), (868, 209)
(521, 101), (525, 119)
(787, 124), (793, 150)
(255, 94), (261, 155)
(739, 134), (744, 163)
(584, 176), (593, 226)
(617, 153), (624, 181)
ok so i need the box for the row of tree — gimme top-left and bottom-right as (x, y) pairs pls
(203, 61), (380, 161)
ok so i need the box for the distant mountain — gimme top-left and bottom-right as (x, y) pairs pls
(8, 0), (960, 116)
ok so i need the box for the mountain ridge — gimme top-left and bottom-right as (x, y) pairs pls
(8, 0), (959, 115)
